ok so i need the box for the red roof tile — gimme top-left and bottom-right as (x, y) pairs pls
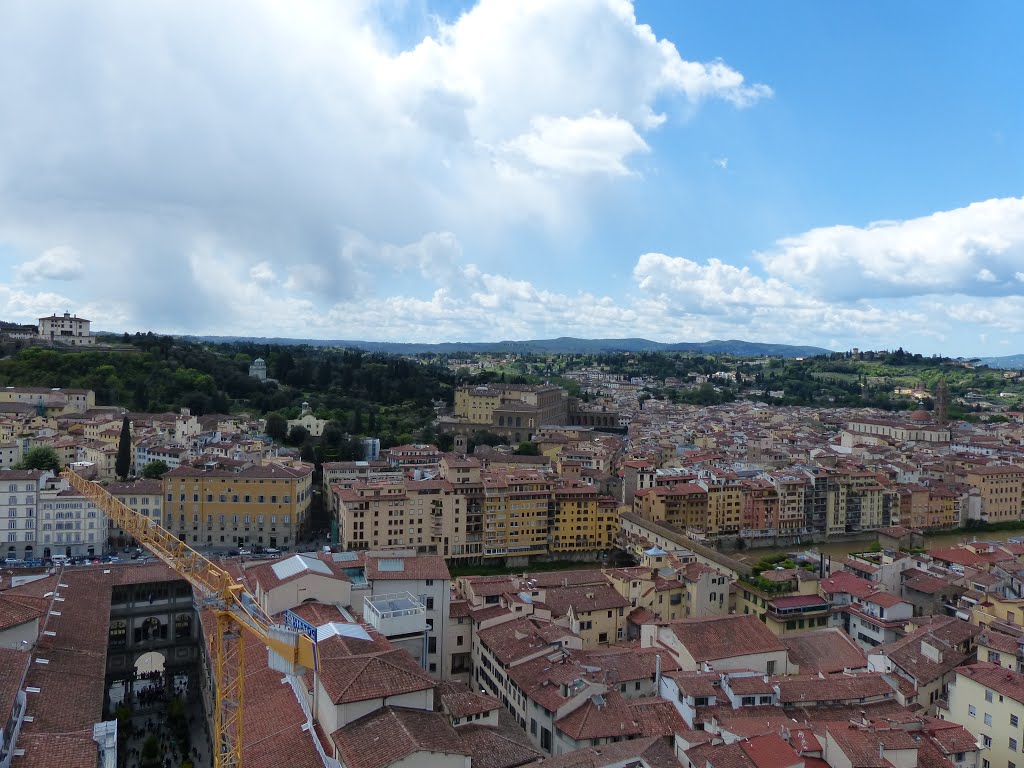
(331, 707), (467, 768)
(318, 650), (435, 704)
(664, 614), (787, 662)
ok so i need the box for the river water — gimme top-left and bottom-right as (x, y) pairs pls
(726, 529), (1024, 566)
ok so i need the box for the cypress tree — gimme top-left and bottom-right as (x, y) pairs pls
(115, 415), (132, 480)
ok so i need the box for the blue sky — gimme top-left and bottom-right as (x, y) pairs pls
(0, 0), (1022, 356)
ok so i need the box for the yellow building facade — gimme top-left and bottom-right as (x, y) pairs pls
(967, 465), (1024, 523)
(482, 471), (549, 557)
(162, 463), (313, 549)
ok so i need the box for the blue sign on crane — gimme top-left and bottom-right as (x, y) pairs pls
(283, 610), (318, 642)
(282, 610), (319, 671)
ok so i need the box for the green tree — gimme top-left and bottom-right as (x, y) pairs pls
(349, 405), (364, 435)
(515, 441), (540, 456)
(15, 446), (61, 473)
(265, 413), (288, 442)
(141, 460), (170, 479)
(115, 416), (132, 479)
(286, 425), (309, 446)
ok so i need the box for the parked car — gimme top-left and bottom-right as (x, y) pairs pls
(238, 548), (251, 556)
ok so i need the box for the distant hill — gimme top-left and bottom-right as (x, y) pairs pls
(980, 354), (1024, 370)
(183, 335), (831, 358)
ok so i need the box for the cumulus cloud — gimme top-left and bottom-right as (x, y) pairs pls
(0, 0), (769, 332)
(15, 246), (84, 282)
(502, 113), (649, 176)
(758, 197), (1024, 300)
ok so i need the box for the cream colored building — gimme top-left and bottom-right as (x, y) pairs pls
(38, 312), (94, 346)
(943, 663), (1024, 767)
(846, 417), (951, 443)
(38, 479), (105, 558)
(453, 383), (567, 441)
(286, 402), (328, 438)
(0, 387), (95, 415)
(334, 477), (470, 557)
(245, 554), (353, 616)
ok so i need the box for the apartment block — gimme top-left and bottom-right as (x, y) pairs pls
(161, 462), (313, 549)
(633, 484), (708, 531)
(552, 477), (613, 553)
(741, 478), (781, 535)
(38, 477), (105, 558)
(481, 470), (550, 558)
(106, 479), (164, 545)
(944, 663), (1024, 768)
(1, 469), (51, 560)
(333, 477), (471, 557)
(696, 472), (744, 536)
(766, 473), (806, 533)
(844, 471), (887, 532)
(322, 460), (403, 510)
(967, 465), (1024, 523)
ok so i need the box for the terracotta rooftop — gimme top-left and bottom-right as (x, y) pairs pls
(542, 583), (630, 617)
(0, 593), (46, 631)
(331, 707), (467, 768)
(956, 662), (1024, 705)
(739, 732), (804, 768)
(0, 646), (30, 728)
(782, 629), (868, 674)
(455, 710), (543, 768)
(441, 689), (500, 718)
(365, 553), (451, 581)
(774, 673), (895, 705)
(556, 689), (643, 741)
(532, 736), (678, 768)
(664, 614), (787, 662)
(318, 648), (434, 705)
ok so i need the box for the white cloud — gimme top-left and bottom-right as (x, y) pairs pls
(0, 0), (768, 332)
(758, 197), (1024, 300)
(0, 287), (75, 320)
(249, 262), (277, 285)
(633, 253), (808, 312)
(502, 113), (649, 176)
(15, 246), (84, 282)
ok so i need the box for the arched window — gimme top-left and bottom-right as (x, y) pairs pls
(175, 614), (192, 640)
(109, 620), (127, 648)
(136, 616), (166, 643)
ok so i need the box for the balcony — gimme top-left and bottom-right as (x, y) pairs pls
(766, 595), (831, 619)
(363, 592), (427, 638)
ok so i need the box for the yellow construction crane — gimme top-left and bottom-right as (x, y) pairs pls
(62, 468), (318, 768)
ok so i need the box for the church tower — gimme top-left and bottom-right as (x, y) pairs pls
(935, 377), (949, 424)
